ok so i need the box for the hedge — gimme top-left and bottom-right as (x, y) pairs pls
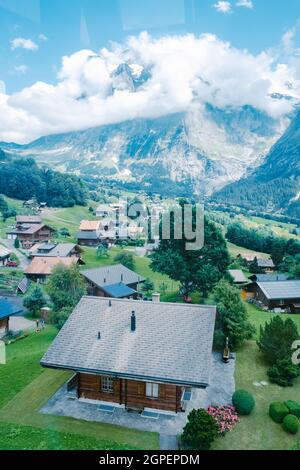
(232, 390), (255, 416)
(283, 414), (300, 435)
(269, 402), (289, 423)
(284, 400), (300, 419)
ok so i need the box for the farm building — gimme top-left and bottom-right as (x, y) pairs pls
(24, 257), (80, 283)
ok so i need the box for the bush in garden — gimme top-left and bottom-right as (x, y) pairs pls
(284, 400), (300, 419)
(269, 402), (289, 423)
(232, 390), (255, 415)
(283, 414), (300, 435)
(207, 406), (239, 435)
(181, 409), (219, 450)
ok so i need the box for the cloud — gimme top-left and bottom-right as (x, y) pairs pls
(1, 32), (300, 144)
(236, 0), (253, 8)
(12, 65), (29, 75)
(11, 37), (39, 51)
(213, 1), (232, 13)
(38, 34), (48, 41)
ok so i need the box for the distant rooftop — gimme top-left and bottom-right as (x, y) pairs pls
(81, 264), (145, 289)
(249, 274), (288, 282)
(41, 296), (216, 388)
(25, 257), (78, 276)
(16, 215), (42, 224)
(79, 220), (100, 231)
(77, 231), (99, 240)
(257, 281), (300, 300)
(257, 259), (275, 268)
(228, 269), (247, 283)
(32, 243), (79, 258)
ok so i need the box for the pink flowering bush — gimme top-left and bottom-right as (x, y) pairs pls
(207, 405), (239, 436)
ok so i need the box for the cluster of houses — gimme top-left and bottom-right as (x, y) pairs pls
(229, 254), (300, 314)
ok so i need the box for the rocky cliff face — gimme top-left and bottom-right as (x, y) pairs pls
(0, 102), (285, 197)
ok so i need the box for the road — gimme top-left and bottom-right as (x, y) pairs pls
(0, 237), (30, 269)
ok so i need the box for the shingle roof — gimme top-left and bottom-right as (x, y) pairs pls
(8, 224), (54, 235)
(257, 258), (275, 268)
(81, 264), (145, 288)
(24, 257), (78, 276)
(32, 243), (78, 258)
(41, 296), (216, 387)
(228, 270), (247, 283)
(0, 297), (23, 320)
(102, 283), (137, 298)
(257, 281), (300, 300)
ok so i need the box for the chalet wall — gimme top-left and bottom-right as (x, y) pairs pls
(78, 373), (183, 412)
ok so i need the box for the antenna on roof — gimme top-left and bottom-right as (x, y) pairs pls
(97, 331), (101, 340)
(121, 273), (123, 282)
(109, 299), (112, 307)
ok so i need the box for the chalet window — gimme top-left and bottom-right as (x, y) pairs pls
(279, 299), (285, 306)
(146, 383), (159, 399)
(101, 376), (114, 393)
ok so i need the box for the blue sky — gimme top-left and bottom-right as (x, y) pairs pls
(1, 0), (300, 93)
(1, 0), (300, 143)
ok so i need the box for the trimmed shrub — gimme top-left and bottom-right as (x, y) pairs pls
(283, 414), (300, 435)
(284, 400), (300, 419)
(181, 409), (219, 450)
(232, 390), (255, 415)
(269, 402), (289, 423)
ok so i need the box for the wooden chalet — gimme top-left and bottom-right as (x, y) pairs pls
(81, 264), (145, 299)
(7, 223), (55, 248)
(246, 280), (300, 313)
(77, 220), (101, 247)
(29, 243), (84, 263)
(41, 296), (216, 413)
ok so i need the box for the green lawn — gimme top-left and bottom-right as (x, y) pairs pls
(0, 328), (159, 450)
(82, 246), (179, 296)
(212, 305), (300, 450)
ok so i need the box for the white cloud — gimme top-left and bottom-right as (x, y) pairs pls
(39, 34), (48, 41)
(0, 80), (6, 94)
(12, 65), (29, 75)
(1, 32), (300, 144)
(11, 37), (39, 51)
(213, 1), (232, 13)
(236, 0), (253, 8)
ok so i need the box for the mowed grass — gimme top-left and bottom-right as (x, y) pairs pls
(212, 305), (300, 451)
(0, 328), (159, 450)
(82, 246), (179, 295)
(227, 241), (269, 259)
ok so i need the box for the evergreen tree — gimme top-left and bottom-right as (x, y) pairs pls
(181, 409), (219, 450)
(24, 286), (47, 318)
(114, 252), (135, 271)
(257, 316), (300, 386)
(214, 280), (256, 350)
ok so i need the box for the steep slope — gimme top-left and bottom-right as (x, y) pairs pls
(214, 109), (300, 216)
(0, 104), (284, 197)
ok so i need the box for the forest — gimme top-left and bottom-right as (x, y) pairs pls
(0, 150), (87, 207)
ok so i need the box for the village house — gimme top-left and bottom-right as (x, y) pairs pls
(7, 223), (55, 249)
(41, 296), (216, 413)
(257, 258), (275, 273)
(77, 220), (101, 247)
(29, 242), (84, 263)
(246, 280), (300, 313)
(24, 257), (80, 283)
(81, 264), (145, 299)
(0, 297), (23, 337)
